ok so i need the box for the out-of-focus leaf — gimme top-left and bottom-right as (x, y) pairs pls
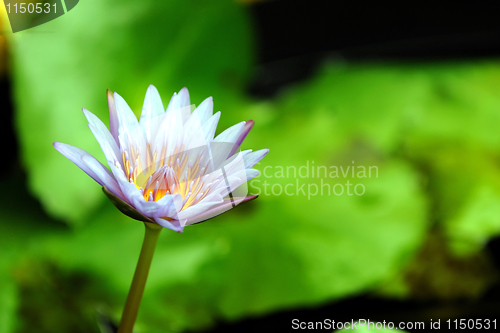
(10, 0), (253, 225)
(0, 174), (66, 333)
(281, 61), (500, 300)
(410, 148), (500, 255)
(0, 276), (17, 333)
(399, 63), (500, 255)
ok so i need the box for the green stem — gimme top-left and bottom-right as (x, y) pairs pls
(118, 222), (163, 333)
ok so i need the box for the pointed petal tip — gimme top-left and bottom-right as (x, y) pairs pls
(82, 108), (94, 121)
(112, 91), (122, 100)
(147, 84), (159, 92)
(246, 194), (259, 201)
(53, 142), (68, 154)
(53, 141), (68, 152)
(107, 89), (114, 100)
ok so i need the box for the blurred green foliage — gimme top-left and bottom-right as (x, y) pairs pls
(2, 0), (500, 332)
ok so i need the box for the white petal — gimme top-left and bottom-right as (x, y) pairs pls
(109, 164), (141, 200)
(166, 87), (190, 113)
(154, 217), (184, 232)
(210, 121), (246, 165)
(174, 87), (190, 110)
(194, 96), (213, 124)
(202, 111), (220, 142)
(53, 142), (122, 197)
(243, 149), (269, 169)
(182, 109), (209, 151)
(229, 120), (254, 156)
(230, 168), (260, 183)
(214, 121), (246, 144)
(245, 168), (260, 181)
(110, 164), (185, 219)
(140, 85), (164, 140)
(216, 168), (258, 198)
(107, 90), (119, 145)
(112, 92), (147, 171)
(178, 194), (224, 220)
(82, 108), (121, 166)
(155, 193), (183, 218)
(81, 155), (122, 196)
(185, 195), (258, 225)
(113, 92), (140, 138)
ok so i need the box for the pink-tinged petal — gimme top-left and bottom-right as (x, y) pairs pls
(229, 120), (254, 156)
(107, 90), (119, 145)
(243, 149), (270, 168)
(140, 85), (164, 130)
(82, 108), (121, 166)
(53, 142), (121, 197)
(186, 195), (258, 225)
(154, 217), (184, 232)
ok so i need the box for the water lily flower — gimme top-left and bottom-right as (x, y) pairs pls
(54, 85), (268, 232)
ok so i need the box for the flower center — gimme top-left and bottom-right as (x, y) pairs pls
(120, 147), (213, 209)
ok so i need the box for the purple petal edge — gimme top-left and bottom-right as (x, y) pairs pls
(229, 120), (254, 156)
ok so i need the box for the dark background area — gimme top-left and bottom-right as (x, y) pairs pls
(2, 0), (500, 332)
(248, 0), (500, 98)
